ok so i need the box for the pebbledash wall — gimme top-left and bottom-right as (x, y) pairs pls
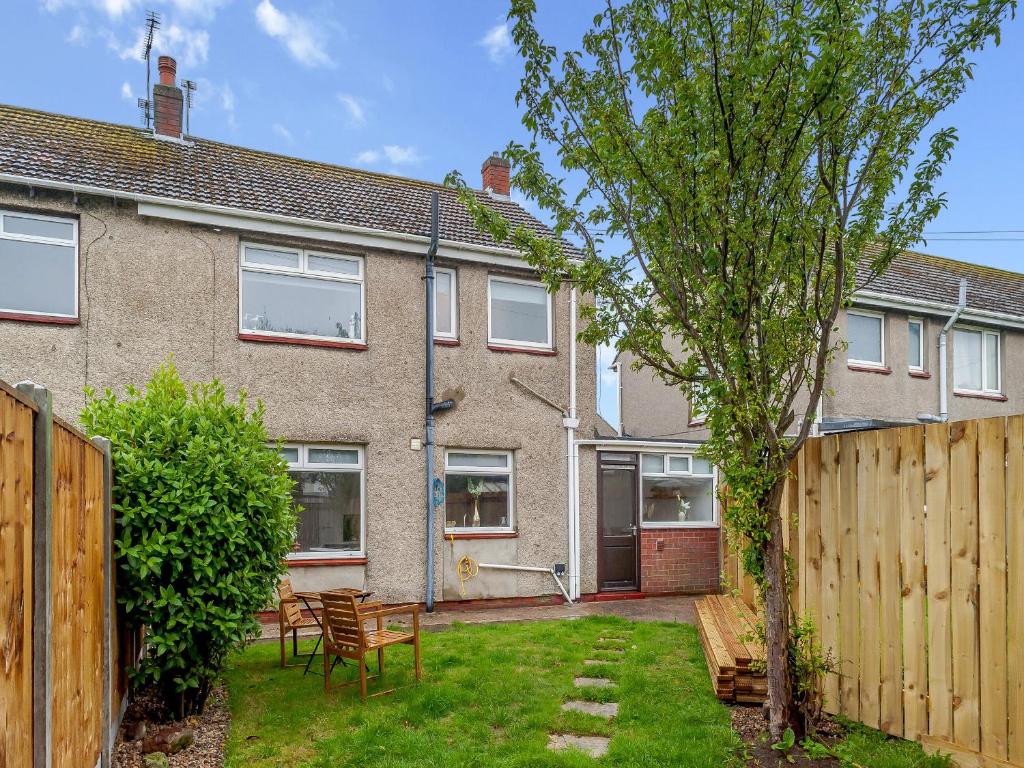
(0, 183), (601, 605)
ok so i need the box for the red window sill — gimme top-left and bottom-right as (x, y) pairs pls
(909, 370), (932, 379)
(0, 311), (79, 325)
(239, 332), (368, 351)
(434, 338), (461, 347)
(286, 557), (367, 568)
(487, 344), (557, 357)
(847, 363), (892, 375)
(954, 390), (1007, 402)
(444, 531), (518, 540)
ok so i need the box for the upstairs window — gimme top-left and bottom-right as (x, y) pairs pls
(908, 319), (924, 371)
(847, 310), (884, 366)
(280, 443), (364, 558)
(434, 267), (458, 340)
(0, 210), (78, 320)
(488, 276), (552, 349)
(954, 328), (1001, 393)
(240, 243), (365, 344)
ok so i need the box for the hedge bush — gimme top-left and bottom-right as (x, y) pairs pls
(81, 362), (296, 717)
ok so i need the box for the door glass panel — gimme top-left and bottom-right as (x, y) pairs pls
(599, 452), (636, 463)
(601, 467), (635, 535)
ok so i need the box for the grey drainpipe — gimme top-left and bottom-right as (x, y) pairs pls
(939, 278), (968, 422)
(424, 192), (439, 612)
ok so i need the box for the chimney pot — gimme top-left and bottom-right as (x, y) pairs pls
(158, 56), (177, 86)
(481, 152), (511, 197)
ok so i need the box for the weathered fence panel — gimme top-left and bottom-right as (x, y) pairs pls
(722, 415), (1023, 767)
(0, 380), (123, 768)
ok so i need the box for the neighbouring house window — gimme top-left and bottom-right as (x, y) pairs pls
(488, 276), (552, 349)
(908, 319), (924, 371)
(444, 450), (513, 532)
(847, 310), (885, 366)
(0, 209), (78, 320)
(240, 243), (365, 343)
(280, 443), (364, 558)
(640, 453), (716, 526)
(954, 328), (1001, 393)
(434, 267), (457, 340)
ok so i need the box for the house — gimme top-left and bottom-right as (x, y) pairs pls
(0, 56), (604, 607)
(605, 250), (1024, 594)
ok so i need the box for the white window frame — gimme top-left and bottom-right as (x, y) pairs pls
(443, 449), (515, 534)
(908, 318), (925, 372)
(639, 451), (719, 529)
(953, 325), (1002, 395)
(847, 308), (886, 367)
(434, 266), (458, 341)
(0, 209), (79, 319)
(280, 442), (366, 560)
(239, 242), (366, 344)
(487, 275), (553, 350)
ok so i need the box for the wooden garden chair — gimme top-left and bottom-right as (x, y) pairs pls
(320, 592), (422, 699)
(277, 577), (320, 668)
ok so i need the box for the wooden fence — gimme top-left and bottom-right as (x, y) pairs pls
(0, 379), (127, 768)
(724, 417), (1023, 768)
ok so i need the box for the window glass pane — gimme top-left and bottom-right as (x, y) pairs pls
(985, 334), (1000, 390)
(692, 457), (713, 475)
(435, 271), (453, 335)
(241, 271), (362, 340)
(954, 329), (982, 390)
(600, 452), (636, 463)
(444, 473), (511, 528)
(4, 214), (74, 241)
(278, 446), (299, 463)
(0, 239), (76, 315)
(908, 322), (922, 368)
(447, 452), (508, 469)
(848, 313), (882, 363)
(243, 245), (300, 269)
(642, 475), (715, 523)
(289, 470), (361, 552)
(490, 279), (549, 344)
(308, 447), (359, 465)
(667, 455), (690, 473)
(641, 454), (664, 474)
(307, 254), (360, 276)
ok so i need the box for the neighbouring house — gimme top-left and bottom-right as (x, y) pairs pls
(604, 251), (1024, 595)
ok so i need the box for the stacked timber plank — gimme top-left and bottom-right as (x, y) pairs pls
(695, 594), (767, 704)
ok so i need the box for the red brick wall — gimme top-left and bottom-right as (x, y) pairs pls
(640, 527), (720, 594)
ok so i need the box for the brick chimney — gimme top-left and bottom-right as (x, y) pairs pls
(481, 152), (510, 197)
(153, 56), (183, 138)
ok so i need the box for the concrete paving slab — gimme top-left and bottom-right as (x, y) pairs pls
(574, 676), (616, 688)
(547, 733), (610, 757)
(561, 700), (619, 718)
(583, 659), (616, 666)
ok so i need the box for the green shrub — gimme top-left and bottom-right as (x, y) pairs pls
(81, 362), (296, 718)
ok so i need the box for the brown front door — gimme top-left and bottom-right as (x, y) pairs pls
(598, 452), (639, 591)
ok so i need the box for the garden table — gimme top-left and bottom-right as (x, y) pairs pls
(293, 588), (373, 675)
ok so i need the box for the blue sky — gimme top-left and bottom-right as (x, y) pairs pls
(3, 0), (1023, 426)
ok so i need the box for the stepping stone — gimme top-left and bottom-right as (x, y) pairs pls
(583, 659), (616, 666)
(547, 733), (610, 757)
(574, 676), (615, 688)
(598, 637), (627, 643)
(562, 700), (618, 719)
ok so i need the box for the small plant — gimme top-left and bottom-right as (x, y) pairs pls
(81, 361), (297, 719)
(771, 727), (797, 762)
(789, 613), (839, 735)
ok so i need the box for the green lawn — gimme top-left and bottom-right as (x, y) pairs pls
(223, 617), (947, 767)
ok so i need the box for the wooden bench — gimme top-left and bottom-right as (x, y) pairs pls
(321, 592), (422, 699)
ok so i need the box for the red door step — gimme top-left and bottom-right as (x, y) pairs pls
(583, 591), (646, 602)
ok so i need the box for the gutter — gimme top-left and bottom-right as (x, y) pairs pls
(939, 278), (968, 422)
(854, 288), (1024, 330)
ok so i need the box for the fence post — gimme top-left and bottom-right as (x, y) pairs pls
(18, 382), (53, 768)
(92, 436), (114, 768)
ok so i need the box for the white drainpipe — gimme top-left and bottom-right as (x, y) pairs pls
(563, 286), (581, 601)
(939, 278), (968, 422)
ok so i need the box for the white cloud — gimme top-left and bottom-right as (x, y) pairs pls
(478, 22), (512, 64)
(98, 0), (139, 18)
(254, 0), (332, 68)
(382, 145), (421, 165)
(189, 78), (238, 131)
(168, 0), (232, 20)
(336, 93), (366, 126)
(120, 81), (134, 100)
(272, 123), (294, 143)
(354, 149), (380, 165)
(118, 23), (209, 67)
(66, 24), (87, 43)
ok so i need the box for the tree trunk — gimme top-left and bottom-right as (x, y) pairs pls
(761, 478), (793, 740)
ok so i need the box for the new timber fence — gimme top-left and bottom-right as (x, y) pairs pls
(0, 378), (131, 768)
(724, 416), (1024, 768)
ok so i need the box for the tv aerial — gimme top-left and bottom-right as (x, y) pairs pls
(182, 79), (198, 135)
(138, 10), (161, 129)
